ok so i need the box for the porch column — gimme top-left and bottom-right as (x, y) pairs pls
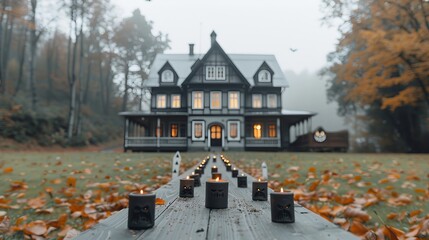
(277, 118), (281, 148)
(222, 128), (225, 148)
(208, 129), (211, 148)
(125, 118), (129, 148)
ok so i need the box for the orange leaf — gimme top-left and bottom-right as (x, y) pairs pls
(344, 207), (370, 222)
(83, 218), (97, 230)
(66, 177), (77, 187)
(308, 166), (316, 173)
(3, 167), (13, 173)
(48, 214), (67, 229)
(308, 180), (320, 192)
(349, 220), (369, 236)
(414, 188), (426, 194)
(50, 178), (62, 184)
(155, 198), (166, 205)
(15, 215), (27, 225)
(382, 225), (405, 240)
(27, 196), (46, 209)
(387, 213), (398, 220)
(409, 209), (422, 217)
(57, 225), (72, 237)
(24, 220), (47, 236)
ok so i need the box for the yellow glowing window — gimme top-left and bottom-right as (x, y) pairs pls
(228, 92), (239, 109)
(171, 124), (178, 137)
(211, 92), (222, 109)
(157, 95), (166, 108)
(229, 123), (238, 138)
(194, 123), (203, 138)
(252, 94), (262, 108)
(268, 124), (276, 138)
(253, 124), (262, 139)
(211, 125), (221, 139)
(193, 91), (203, 109)
(171, 94), (181, 108)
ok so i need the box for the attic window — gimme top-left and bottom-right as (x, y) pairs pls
(258, 70), (271, 82)
(206, 66), (226, 80)
(162, 70), (174, 82)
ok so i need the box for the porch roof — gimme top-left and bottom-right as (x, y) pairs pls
(245, 109), (316, 125)
(118, 111), (188, 117)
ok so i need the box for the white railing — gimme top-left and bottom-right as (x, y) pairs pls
(245, 137), (280, 147)
(125, 137), (187, 147)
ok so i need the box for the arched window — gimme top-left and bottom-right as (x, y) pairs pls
(162, 70), (174, 82)
(258, 70), (271, 82)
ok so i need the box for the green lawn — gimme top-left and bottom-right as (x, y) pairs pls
(0, 152), (428, 239)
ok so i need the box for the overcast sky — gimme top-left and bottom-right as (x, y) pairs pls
(110, 0), (339, 73)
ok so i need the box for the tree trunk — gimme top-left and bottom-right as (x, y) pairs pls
(76, 23), (85, 136)
(29, 0), (38, 110)
(0, 0), (7, 94)
(67, 3), (79, 140)
(122, 62), (129, 112)
(14, 25), (28, 97)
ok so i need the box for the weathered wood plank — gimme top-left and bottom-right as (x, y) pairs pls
(75, 153), (359, 240)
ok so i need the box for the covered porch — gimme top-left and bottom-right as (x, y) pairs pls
(119, 112), (188, 152)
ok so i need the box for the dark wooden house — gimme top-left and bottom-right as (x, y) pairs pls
(119, 32), (315, 151)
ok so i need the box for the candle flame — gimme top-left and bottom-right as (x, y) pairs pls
(258, 178), (261, 182)
(213, 166), (217, 168)
(140, 189), (144, 194)
(215, 177), (220, 182)
(186, 176), (190, 180)
(192, 172), (195, 175)
(241, 174), (245, 176)
(280, 187), (284, 193)
(233, 168), (236, 170)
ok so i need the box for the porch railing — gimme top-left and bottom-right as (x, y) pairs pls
(125, 137), (187, 148)
(245, 137), (280, 148)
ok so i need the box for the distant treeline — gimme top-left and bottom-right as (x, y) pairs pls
(0, 0), (169, 147)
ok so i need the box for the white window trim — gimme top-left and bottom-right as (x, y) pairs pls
(210, 91), (222, 109)
(171, 94), (181, 108)
(228, 91), (240, 109)
(192, 121), (205, 141)
(258, 70), (271, 82)
(227, 121), (240, 141)
(216, 66), (226, 80)
(267, 94), (277, 108)
(156, 94), (166, 108)
(206, 66), (216, 80)
(192, 91), (204, 109)
(162, 70), (174, 82)
(252, 94), (262, 108)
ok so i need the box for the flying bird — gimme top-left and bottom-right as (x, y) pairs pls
(289, 48), (297, 52)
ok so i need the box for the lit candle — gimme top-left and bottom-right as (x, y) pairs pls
(270, 188), (295, 223)
(237, 174), (247, 188)
(205, 177), (228, 209)
(212, 172), (222, 180)
(211, 166), (218, 173)
(213, 155), (217, 162)
(252, 178), (268, 201)
(190, 172), (201, 187)
(226, 163), (232, 172)
(195, 167), (202, 175)
(128, 190), (155, 230)
(198, 165), (205, 174)
(179, 176), (194, 198)
(231, 168), (238, 178)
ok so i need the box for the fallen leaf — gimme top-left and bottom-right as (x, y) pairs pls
(24, 220), (47, 236)
(156, 198), (166, 205)
(344, 207), (370, 222)
(3, 167), (13, 173)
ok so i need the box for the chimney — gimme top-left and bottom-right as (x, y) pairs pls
(189, 43), (195, 56)
(210, 31), (217, 46)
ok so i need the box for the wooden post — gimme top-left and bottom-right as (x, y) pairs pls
(172, 151), (181, 180)
(262, 161), (268, 180)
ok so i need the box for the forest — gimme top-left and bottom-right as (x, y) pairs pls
(0, 0), (169, 147)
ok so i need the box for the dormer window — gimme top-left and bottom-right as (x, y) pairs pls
(161, 70), (174, 82)
(206, 66), (226, 80)
(258, 70), (271, 82)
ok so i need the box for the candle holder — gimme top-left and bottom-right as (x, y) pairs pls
(205, 178), (228, 209)
(212, 173), (222, 180)
(128, 190), (155, 230)
(198, 165), (205, 174)
(270, 189), (295, 223)
(195, 168), (202, 175)
(211, 166), (218, 173)
(231, 168), (238, 178)
(237, 174), (247, 188)
(180, 176), (194, 198)
(226, 164), (232, 172)
(190, 173), (201, 187)
(252, 179), (268, 201)
(213, 156), (217, 162)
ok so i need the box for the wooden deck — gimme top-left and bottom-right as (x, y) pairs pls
(74, 153), (358, 240)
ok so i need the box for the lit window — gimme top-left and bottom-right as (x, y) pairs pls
(157, 95), (166, 108)
(268, 124), (277, 138)
(192, 121), (205, 141)
(216, 66), (226, 80)
(253, 124), (262, 139)
(252, 94), (262, 108)
(228, 121), (240, 141)
(156, 125), (163, 137)
(192, 91), (204, 109)
(267, 94), (277, 108)
(228, 92), (239, 109)
(211, 91), (222, 109)
(171, 124), (178, 137)
(258, 70), (271, 82)
(210, 125), (221, 139)
(171, 94), (181, 108)
(206, 66), (216, 80)
(162, 70), (174, 82)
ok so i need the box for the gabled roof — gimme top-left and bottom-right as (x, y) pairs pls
(145, 44), (289, 88)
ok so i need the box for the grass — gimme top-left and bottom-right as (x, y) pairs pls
(0, 151), (428, 238)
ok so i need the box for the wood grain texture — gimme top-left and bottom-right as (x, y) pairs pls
(75, 153), (359, 240)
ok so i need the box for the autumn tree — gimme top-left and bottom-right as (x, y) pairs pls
(322, 0), (429, 152)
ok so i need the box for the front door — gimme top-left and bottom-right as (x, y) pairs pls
(210, 125), (222, 147)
